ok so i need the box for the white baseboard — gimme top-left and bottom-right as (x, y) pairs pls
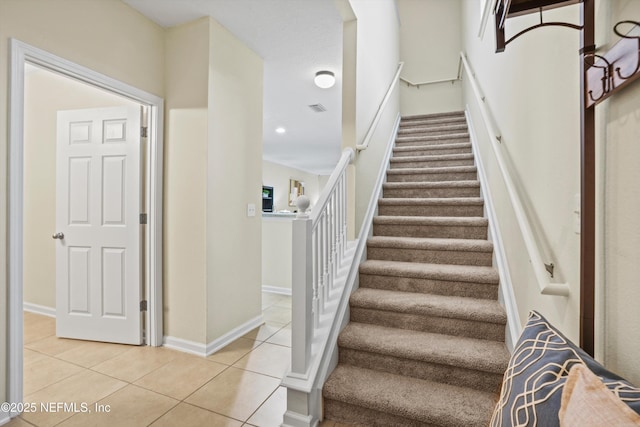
(466, 107), (521, 351)
(0, 413), (11, 426)
(262, 285), (292, 296)
(164, 315), (264, 357)
(23, 302), (56, 318)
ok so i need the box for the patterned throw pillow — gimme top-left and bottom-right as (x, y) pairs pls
(490, 311), (640, 427)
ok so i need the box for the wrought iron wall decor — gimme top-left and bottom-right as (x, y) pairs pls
(586, 21), (640, 107)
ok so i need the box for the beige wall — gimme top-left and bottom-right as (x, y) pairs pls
(262, 218), (293, 290)
(0, 0), (165, 406)
(163, 18), (210, 344)
(398, 0), (463, 116)
(461, 1), (581, 341)
(461, 0), (640, 384)
(23, 68), (139, 310)
(262, 160), (327, 212)
(206, 18), (263, 343)
(599, 0), (640, 385)
(349, 0), (401, 233)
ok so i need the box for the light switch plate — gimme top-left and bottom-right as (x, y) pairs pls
(247, 203), (256, 217)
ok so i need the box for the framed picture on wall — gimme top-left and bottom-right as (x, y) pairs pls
(289, 179), (305, 206)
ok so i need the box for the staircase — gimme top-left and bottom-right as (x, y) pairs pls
(322, 112), (510, 426)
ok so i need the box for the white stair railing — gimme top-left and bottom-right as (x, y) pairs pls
(289, 147), (355, 377)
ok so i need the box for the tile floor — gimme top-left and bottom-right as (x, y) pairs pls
(7, 292), (347, 427)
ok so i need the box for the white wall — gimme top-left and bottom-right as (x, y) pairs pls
(461, 1), (581, 341)
(599, 0), (640, 385)
(23, 68), (139, 311)
(262, 218), (293, 291)
(0, 0), (165, 406)
(398, 0), (463, 116)
(262, 160), (327, 212)
(349, 0), (401, 232)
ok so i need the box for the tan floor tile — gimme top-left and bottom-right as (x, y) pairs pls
(56, 340), (131, 368)
(23, 355), (83, 395)
(24, 315), (56, 344)
(4, 417), (35, 427)
(233, 342), (291, 379)
(57, 385), (178, 427)
(22, 370), (127, 427)
(207, 338), (261, 365)
(24, 348), (49, 366)
(185, 367), (280, 421)
(26, 335), (85, 356)
(265, 325), (291, 347)
(151, 402), (242, 427)
(262, 293), (289, 307)
(273, 297), (292, 309)
(247, 386), (286, 426)
(135, 354), (227, 400)
(92, 345), (179, 382)
(242, 323), (282, 342)
(261, 306), (291, 324)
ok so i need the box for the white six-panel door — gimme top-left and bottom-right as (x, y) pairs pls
(55, 106), (143, 345)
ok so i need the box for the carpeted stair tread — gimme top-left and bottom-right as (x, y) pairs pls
(359, 259), (499, 284)
(382, 180), (481, 198)
(378, 197), (484, 207)
(338, 323), (510, 374)
(373, 215), (488, 227)
(390, 153), (474, 164)
(393, 142), (472, 156)
(396, 132), (470, 144)
(398, 123), (469, 135)
(350, 288), (507, 325)
(323, 365), (496, 427)
(367, 235), (493, 252)
(401, 111), (465, 121)
(386, 165), (476, 176)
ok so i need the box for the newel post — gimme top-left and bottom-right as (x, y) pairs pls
(291, 195), (313, 375)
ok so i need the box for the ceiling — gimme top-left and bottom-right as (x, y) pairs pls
(123, 0), (344, 175)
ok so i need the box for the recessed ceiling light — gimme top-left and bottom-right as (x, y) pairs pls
(314, 70), (335, 89)
(276, 127), (286, 134)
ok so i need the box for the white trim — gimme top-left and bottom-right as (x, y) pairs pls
(282, 410), (316, 427)
(478, 0), (497, 39)
(23, 303), (56, 318)
(8, 39), (165, 410)
(262, 286), (293, 296)
(164, 315), (264, 357)
(0, 413), (11, 426)
(465, 108), (521, 350)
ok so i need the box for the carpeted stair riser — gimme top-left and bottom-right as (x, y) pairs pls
(393, 142), (472, 157)
(400, 111), (466, 121)
(386, 167), (478, 183)
(350, 307), (505, 341)
(366, 239), (493, 266)
(382, 181), (481, 198)
(399, 115), (466, 126)
(395, 133), (470, 146)
(377, 198), (484, 217)
(398, 123), (469, 136)
(323, 365), (496, 427)
(373, 217), (488, 240)
(390, 154), (475, 169)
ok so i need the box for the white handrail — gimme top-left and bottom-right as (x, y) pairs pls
(356, 62), (404, 151)
(399, 56), (463, 88)
(459, 52), (569, 296)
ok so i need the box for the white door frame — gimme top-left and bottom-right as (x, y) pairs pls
(7, 39), (164, 408)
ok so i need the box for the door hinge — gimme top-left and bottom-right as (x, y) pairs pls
(140, 213), (148, 225)
(141, 126), (148, 138)
(140, 300), (148, 312)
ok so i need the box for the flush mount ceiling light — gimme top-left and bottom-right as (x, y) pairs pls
(275, 127), (286, 134)
(314, 70), (335, 89)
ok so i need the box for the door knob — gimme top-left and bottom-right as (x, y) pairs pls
(52, 232), (64, 240)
